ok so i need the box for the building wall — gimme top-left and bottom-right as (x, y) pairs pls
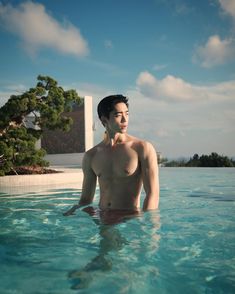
(41, 102), (85, 154)
(84, 96), (93, 150)
(41, 96), (93, 166)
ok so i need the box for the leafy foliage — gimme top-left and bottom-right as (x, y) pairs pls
(0, 75), (81, 176)
(164, 152), (235, 167)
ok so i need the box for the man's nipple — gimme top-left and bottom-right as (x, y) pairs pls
(124, 168), (130, 175)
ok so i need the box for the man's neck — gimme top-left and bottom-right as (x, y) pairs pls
(104, 131), (126, 146)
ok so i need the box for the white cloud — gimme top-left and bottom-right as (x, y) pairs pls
(0, 83), (28, 107)
(127, 81), (235, 157)
(219, 0), (235, 19)
(136, 71), (197, 102)
(192, 1), (235, 69)
(193, 35), (235, 68)
(152, 64), (168, 71)
(155, 128), (170, 138)
(136, 71), (235, 103)
(174, 2), (193, 15)
(0, 1), (89, 57)
(104, 40), (113, 49)
(0, 91), (14, 107)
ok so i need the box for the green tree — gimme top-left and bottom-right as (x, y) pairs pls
(163, 152), (235, 167)
(187, 153), (200, 167)
(0, 75), (81, 176)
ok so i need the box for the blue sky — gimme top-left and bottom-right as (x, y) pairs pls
(0, 0), (235, 158)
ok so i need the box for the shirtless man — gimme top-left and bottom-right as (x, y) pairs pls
(63, 95), (159, 217)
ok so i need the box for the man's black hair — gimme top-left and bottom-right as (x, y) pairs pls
(97, 94), (129, 120)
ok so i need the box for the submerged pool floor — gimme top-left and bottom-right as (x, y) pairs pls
(0, 168), (235, 293)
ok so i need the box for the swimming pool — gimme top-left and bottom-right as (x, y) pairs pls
(0, 168), (234, 293)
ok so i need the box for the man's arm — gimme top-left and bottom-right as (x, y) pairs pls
(139, 141), (159, 211)
(63, 151), (97, 216)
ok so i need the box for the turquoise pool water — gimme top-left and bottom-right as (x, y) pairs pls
(0, 168), (234, 293)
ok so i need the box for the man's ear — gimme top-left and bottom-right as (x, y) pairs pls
(100, 115), (107, 127)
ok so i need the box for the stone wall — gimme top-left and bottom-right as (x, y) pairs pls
(41, 102), (85, 154)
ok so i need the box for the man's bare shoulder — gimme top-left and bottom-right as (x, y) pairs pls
(127, 135), (156, 153)
(83, 142), (104, 159)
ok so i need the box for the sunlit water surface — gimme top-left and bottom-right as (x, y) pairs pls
(0, 168), (234, 293)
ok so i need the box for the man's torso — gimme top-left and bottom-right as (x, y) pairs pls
(89, 137), (143, 210)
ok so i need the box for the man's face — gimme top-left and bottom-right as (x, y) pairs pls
(104, 102), (129, 134)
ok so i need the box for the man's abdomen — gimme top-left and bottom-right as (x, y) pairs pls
(98, 175), (142, 210)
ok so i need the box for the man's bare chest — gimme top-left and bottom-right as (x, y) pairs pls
(91, 145), (140, 178)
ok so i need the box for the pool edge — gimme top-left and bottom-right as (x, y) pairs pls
(0, 167), (84, 193)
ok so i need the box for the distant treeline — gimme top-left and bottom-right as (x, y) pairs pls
(162, 152), (235, 167)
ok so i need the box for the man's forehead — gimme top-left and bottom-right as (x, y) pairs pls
(113, 102), (128, 112)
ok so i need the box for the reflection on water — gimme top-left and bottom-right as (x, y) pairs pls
(67, 208), (161, 290)
(188, 190), (235, 202)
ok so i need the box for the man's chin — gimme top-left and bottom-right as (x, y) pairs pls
(119, 127), (128, 133)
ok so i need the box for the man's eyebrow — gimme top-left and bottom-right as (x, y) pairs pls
(114, 110), (129, 114)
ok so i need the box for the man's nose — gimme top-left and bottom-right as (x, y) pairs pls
(121, 115), (127, 122)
